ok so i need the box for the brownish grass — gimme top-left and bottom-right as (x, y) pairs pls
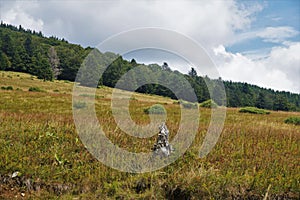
(0, 71), (299, 199)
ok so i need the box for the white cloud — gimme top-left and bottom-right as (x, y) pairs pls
(0, 0), (261, 47)
(230, 26), (299, 45)
(256, 26), (299, 43)
(214, 43), (300, 93)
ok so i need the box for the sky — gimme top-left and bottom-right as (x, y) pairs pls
(0, 0), (299, 93)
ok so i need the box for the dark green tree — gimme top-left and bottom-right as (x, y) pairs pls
(0, 52), (11, 70)
(255, 92), (266, 108)
(273, 96), (289, 111)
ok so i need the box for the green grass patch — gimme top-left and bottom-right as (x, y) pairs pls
(1, 86), (13, 90)
(28, 86), (45, 92)
(199, 99), (218, 108)
(179, 99), (198, 109)
(239, 107), (270, 114)
(144, 104), (166, 114)
(73, 101), (87, 109)
(284, 116), (300, 125)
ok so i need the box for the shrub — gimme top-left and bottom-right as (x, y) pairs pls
(239, 107), (270, 114)
(28, 87), (44, 92)
(179, 100), (198, 109)
(1, 86), (13, 90)
(73, 101), (87, 109)
(199, 99), (218, 108)
(284, 117), (300, 125)
(173, 100), (180, 104)
(144, 104), (166, 114)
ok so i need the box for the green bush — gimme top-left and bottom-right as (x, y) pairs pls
(199, 99), (218, 108)
(284, 117), (300, 125)
(1, 86), (13, 90)
(179, 100), (198, 109)
(28, 87), (44, 92)
(239, 107), (270, 114)
(73, 101), (87, 109)
(144, 104), (166, 114)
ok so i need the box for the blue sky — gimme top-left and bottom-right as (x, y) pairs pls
(228, 0), (300, 55)
(0, 0), (299, 93)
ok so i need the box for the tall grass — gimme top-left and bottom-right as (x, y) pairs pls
(0, 71), (299, 199)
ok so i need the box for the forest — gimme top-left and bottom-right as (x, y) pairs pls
(0, 22), (299, 111)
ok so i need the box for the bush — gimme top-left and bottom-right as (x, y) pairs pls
(28, 87), (44, 92)
(173, 100), (180, 104)
(284, 117), (300, 125)
(199, 99), (218, 108)
(73, 101), (87, 109)
(239, 107), (270, 114)
(1, 86), (13, 90)
(179, 100), (198, 109)
(144, 104), (166, 114)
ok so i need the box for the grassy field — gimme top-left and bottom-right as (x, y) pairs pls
(0, 71), (299, 199)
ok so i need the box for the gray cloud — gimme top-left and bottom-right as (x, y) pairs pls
(1, 0), (258, 47)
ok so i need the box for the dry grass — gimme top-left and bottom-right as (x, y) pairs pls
(0, 71), (299, 199)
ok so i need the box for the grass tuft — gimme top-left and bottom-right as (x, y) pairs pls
(28, 86), (45, 92)
(199, 99), (218, 108)
(179, 99), (198, 109)
(144, 104), (166, 114)
(73, 101), (87, 109)
(239, 107), (270, 114)
(1, 86), (13, 90)
(284, 116), (300, 125)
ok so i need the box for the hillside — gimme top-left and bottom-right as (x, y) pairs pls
(0, 22), (299, 111)
(0, 71), (299, 199)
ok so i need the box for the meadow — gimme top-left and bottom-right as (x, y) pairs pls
(0, 71), (299, 199)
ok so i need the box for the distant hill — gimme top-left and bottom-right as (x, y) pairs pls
(0, 23), (299, 111)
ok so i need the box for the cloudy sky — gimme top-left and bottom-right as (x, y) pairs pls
(0, 0), (299, 93)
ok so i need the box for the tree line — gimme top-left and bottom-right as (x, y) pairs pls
(0, 23), (299, 111)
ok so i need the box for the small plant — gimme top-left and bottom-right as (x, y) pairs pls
(284, 117), (300, 125)
(1, 86), (13, 90)
(179, 99), (198, 109)
(144, 104), (166, 114)
(199, 99), (218, 108)
(79, 93), (93, 97)
(239, 107), (270, 114)
(29, 87), (44, 92)
(130, 96), (137, 101)
(73, 101), (87, 109)
(173, 100), (180, 104)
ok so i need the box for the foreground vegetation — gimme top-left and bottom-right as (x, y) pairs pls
(0, 71), (299, 199)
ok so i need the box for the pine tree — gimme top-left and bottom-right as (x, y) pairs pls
(2, 34), (14, 59)
(0, 52), (11, 70)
